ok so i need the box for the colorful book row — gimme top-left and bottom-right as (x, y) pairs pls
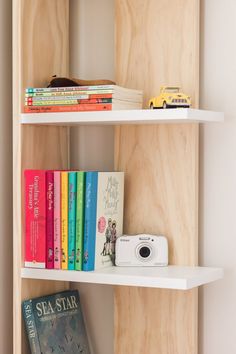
(24, 170), (124, 271)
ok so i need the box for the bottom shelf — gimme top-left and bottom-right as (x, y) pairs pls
(21, 265), (223, 290)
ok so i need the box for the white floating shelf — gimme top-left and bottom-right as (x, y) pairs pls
(20, 108), (224, 126)
(21, 265), (223, 290)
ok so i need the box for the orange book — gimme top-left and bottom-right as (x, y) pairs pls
(24, 103), (112, 113)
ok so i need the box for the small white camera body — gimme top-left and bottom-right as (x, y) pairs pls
(115, 234), (168, 267)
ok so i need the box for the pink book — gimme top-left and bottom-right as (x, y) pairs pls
(46, 171), (54, 269)
(54, 171), (61, 269)
(25, 170), (46, 268)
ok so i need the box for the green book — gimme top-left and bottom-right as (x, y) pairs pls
(75, 172), (85, 270)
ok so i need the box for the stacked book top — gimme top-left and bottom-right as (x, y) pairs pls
(24, 85), (143, 113)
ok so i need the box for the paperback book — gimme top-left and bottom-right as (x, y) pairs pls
(22, 290), (90, 354)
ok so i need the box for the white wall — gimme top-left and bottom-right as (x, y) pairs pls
(199, 1), (236, 353)
(0, 0), (12, 353)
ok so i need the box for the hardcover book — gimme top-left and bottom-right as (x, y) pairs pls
(24, 170), (46, 268)
(61, 171), (68, 269)
(68, 172), (77, 270)
(54, 171), (61, 269)
(22, 290), (90, 354)
(75, 172), (85, 271)
(46, 171), (54, 269)
(83, 172), (124, 271)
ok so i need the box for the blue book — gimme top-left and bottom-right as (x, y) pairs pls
(83, 171), (124, 271)
(83, 172), (98, 271)
(68, 172), (77, 270)
(22, 290), (90, 354)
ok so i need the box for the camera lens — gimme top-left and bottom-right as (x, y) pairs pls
(139, 246), (151, 258)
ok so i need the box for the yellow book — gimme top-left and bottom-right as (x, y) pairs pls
(61, 171), (68, 269)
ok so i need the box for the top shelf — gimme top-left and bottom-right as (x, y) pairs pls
(20, 108), (224, 126)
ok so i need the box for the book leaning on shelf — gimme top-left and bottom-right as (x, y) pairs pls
(24, 170), (124, 271)
(23, 84), (143, 113)
(22, 290), (90, 354)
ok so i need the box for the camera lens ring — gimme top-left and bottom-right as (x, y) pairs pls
(136, 243), (152, 261)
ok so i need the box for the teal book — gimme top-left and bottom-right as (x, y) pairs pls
(22, 290), (90, 354)
(68, 172), (77, 270)
(75, 172), (85, 271)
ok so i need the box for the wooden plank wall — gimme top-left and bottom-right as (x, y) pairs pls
(13, 1), (70, 353)
(114, 1), (199, 354)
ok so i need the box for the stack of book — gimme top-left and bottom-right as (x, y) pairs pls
(24, 85), (143, 113)
(24, 170), (124, 271)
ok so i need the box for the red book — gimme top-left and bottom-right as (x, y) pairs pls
(46, 171), (54, 269)
(23, 103), (112, 113)
(24, 170), (46, 268)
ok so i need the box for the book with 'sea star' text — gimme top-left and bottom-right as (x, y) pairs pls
(22, 290), (90, 354)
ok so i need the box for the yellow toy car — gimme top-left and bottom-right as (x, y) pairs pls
(149, 86), (191, 109)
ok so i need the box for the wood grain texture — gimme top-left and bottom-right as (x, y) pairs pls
(115, 0), (199, 108)
(114, 1), (199, 353)
(13, 1), (69, 353)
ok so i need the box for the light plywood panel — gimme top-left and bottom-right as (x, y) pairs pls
(13, 1), (69, 354)
(115, 1), (199, 353)
(114, 124), (199, 265)
(114, 124), (198, 354)
(115, 0), (199, 108)
(115, 287), (197, 354)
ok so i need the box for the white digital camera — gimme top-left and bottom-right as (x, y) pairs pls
(115, 234), (168, 267)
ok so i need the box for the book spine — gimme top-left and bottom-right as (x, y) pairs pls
(25, 90), (113, 97)
(25, 85), (114, 93)
(68, 172), (77, 270)
(54, 171), (61, 269)
(61, 172), (68, 269)
(75, 172), (85, 271)
(24, 103), (112, 113)
(46, 171), (54, 269)
(25, 98), (112, 105)
(25, 98), (112, 106)
(22, 300), (41, 354)
(24, 170), (46, 268)
(25, 94), (90, 101)
(83, 172), (98, 271)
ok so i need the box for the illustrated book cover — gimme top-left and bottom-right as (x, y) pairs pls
(83, 171), (124, 271)
(22, 290), (90, 354)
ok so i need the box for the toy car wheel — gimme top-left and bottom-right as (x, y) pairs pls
(150, 103), (154, 109)
(163, 101), (167, 109)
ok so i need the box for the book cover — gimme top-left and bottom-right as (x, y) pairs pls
(46, 171), (54, 269)
(68, 172), (77, 270)
(54, 171), (61, 269)
(75, 172), (85, 271)
(61, 171), (68, 270)
(22, 290), (90, 354)
(24, 103), (112, 113)
(83, 172), (124, 271)
(25, 170), (46, 268)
